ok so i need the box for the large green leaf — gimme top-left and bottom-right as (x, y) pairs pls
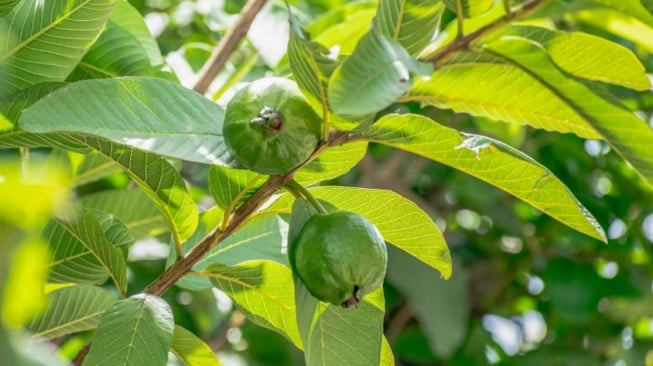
(178, 214), (286, 291)
(81, 189), (169, 240)
(208, 166), (262, 210)
(84, 294), (174, 366)
(206, 260), (302, 348)
(0, 0), (118, 97)
(442, 0), (494, 18)
(373, 0), (444, 56)
(171, 325), (221, 366)
(72, 152), (121, 187)
(295, 278), (385, 365)
(497, 25), (650, 90)
(360, 113), (607, 241)
(485, 38), (653, 185)
(29, 285), (116, 340)
(67, 136), (198, 244)
(18, 77), (233, 166)
(295, 141), (368, 185)
(44, 206), (128, 295)
(68, 1), (169, 80)
(268, 186), (452, 278)
(386, 246), (468, 358)
(328, 27), (432, 116)
(409, 52), (601, 139)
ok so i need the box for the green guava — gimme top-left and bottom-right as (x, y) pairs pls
(223, 77), (322, 175)
(289, 210), (388, 308)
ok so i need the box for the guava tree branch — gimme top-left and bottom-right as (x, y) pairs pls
(426, 0), (549, 65)
(193, 0), (268, 94)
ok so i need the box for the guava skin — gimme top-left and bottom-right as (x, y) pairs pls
(289, 211), (388, 308)
(223, 77), (322, 175)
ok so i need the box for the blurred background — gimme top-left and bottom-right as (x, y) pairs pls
(2, 0), (653, 365)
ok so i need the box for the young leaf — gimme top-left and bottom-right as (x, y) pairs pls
(18, 77), (233, 166)
(497, 25), (650, 90)
(409, 51), (602, 139)
(29, 285), (116, 340)
(360, 113), (607, 242)
(485, 38), (653, 185)
(70, 136), (198, 244)
(205, 260), (302, 348)
(294, 141), (369, 185)
(288, 10), (336, 117)
(442, 0), (494, 18)
(87, 209), (134, 248)
(45, 206), (128, 295)
(373, 0), (444, 56)
(295, 278), (385, 366)
(81, 189), (169, 241)
(328, 27), (432, 116)
(84, 294), (174, 366)
(178, 214), (286, 291)
(68, 1), (170, 81)
(170, 325), (221, 366)
(208, 166), (262, 210)
(0, 0), (118, 97)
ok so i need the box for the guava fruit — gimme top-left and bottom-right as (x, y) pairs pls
(223, 77), (322, 175)
(289, 210), (388, 308)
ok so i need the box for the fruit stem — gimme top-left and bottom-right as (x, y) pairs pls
(284, 179), (328, 214)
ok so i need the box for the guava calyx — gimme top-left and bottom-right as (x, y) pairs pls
(289, 210), (388, 308)
(250, 106), (282, 132)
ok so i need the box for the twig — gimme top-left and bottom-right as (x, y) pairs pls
(193, 0), (268, 94)
(426, 0), (549, 65)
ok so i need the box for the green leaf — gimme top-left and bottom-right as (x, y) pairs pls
(88, 209), (134, 248)
(81, 189), (169, 240)
(485, 38), (653, 185)
(29, 285), (116, 340)
(642, 0), (653, 14)
(68, 135), (198, 244)
(208, 166), (263, 211)
(295, 141), (368, 185)
(499, 25), (650, 90)
(270, 186), (452, 278)
(373, 0), (444, 56)
(18, 77), (233, 166)
(206, 260), (302, 347)
(178, 214), (286, 291)
(0, 0), (118, 97)
(0, 0), (20, 17)
(68, 1), (169, 81)
(590, 0), (653, 24)
(0, 82), (65, 123)
(44, 206), (128, 295)
(574, 8), (653, 54)
(295, 276), (385, 365)
(442, 0), (494, 18)
(288, 10), (336, 117)
(360, 113), (607, 241)
(328, 27), (432, 116)
(171, 325), (221, 366)
(84, 294), (174, 366)
(409, 51), (601, 139)
(386, 246), (468, 358)
(311, 2), (377, 54)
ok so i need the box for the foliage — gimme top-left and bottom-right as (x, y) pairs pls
(1, 0), (652, 365)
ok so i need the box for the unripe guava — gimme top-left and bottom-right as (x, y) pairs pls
(289, 210), (388, 308)
(223, 77), (322, 175)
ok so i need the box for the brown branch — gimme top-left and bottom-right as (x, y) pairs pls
(426, 0), (549, 66)
(193, 0), (268, 94)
